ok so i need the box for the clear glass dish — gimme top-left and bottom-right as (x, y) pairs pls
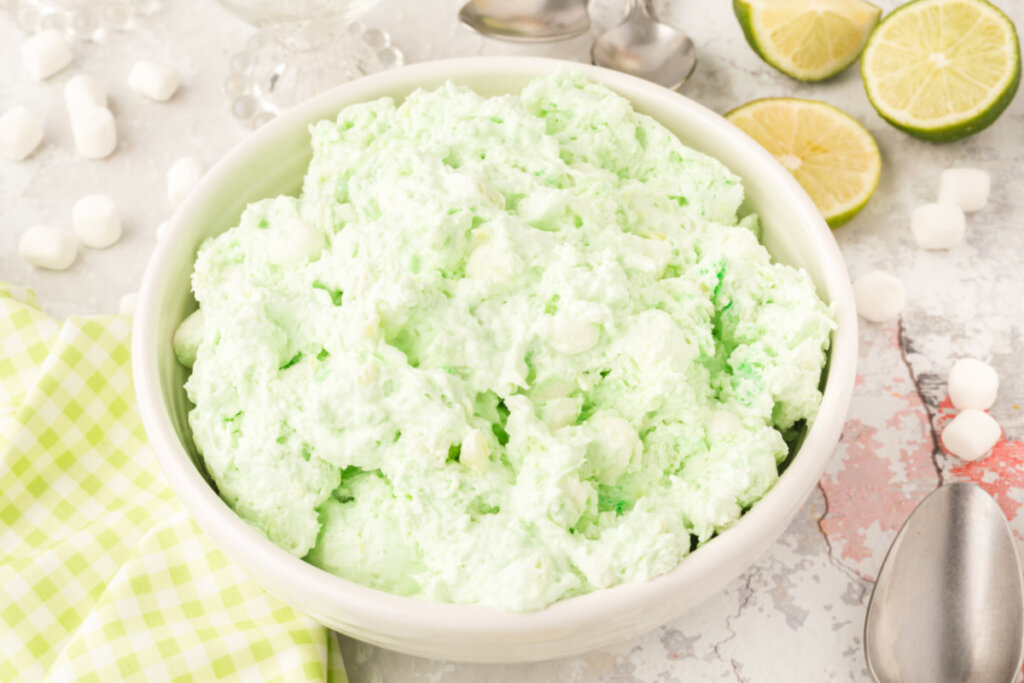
(214, 0), (403, 127)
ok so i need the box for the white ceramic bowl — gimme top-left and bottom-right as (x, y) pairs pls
(133, 56), (857, 663)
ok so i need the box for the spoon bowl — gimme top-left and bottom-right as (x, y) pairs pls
(458, 0), (590, 43)
(865, 482), (1024, 683)
(591, 0), (697, 91)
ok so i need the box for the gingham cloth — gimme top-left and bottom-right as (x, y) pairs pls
(0, 284), (347, 682)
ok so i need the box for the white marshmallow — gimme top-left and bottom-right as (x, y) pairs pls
(938, 168), (990, 213)
(70, 105), (117, 159)
(459, 429), (489, 473)
(540, 396), (582, 431)
(272, 218), (324, 268)
(19, 225), (77, 270)
(0, 105), (44, 161)
(72, 194), (121, 248)
(21, 29), (72, 80)
(911, 202), (965, 250)
(941, 409), (1001, 461)
(466, 243), (514, 282)
(64, 74), (107, 112)
(118, 292), (139, 315)
(166, 156), (205, 207)
(948, 358), (999, 411)
(587, 413), (639, 484)
(172, 309), (205, 368)
(545, 316), (600, 355)
(852, 271), (905, 323)
(128, 60), (179, 101)
(156, 219), (171, 241)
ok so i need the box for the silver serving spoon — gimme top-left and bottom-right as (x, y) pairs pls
(865, 482), (1024, 683)
(458, 0), (590, 43)
(591, 0), (697, 90)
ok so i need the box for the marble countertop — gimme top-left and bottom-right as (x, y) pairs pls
(3, 0), (1022, 680)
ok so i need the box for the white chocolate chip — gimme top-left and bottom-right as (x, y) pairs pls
(64, 74), (107, 112)
(0, 106), (44, 162)
(941, 409), (1001, 461)
(128, 60), (179, 101)
(19, 225), (77, 270)
(948, 358), (999, 411)
(852, 271), (905, 323)
(72, 194), (121, 249)
(21, 29), (72, 80)
(70, 106), (117, 159)
(911, 203), (965, 250)
(938, 168), (990, 213)
(166, 156), (205, 207)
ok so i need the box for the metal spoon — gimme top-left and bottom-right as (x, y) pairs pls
(864, 482), (1024, 683)
(458, 0), (590, 43)
(591, 0), (697, 90)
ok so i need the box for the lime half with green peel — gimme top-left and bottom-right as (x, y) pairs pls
(861, 0), (1021, 142)
(734, 0), (882, 81)
(726, 98), (882, 228)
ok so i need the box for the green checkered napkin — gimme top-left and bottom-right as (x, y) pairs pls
(0, 284), (347, 682)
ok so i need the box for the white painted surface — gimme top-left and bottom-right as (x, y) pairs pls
(3, 1), (1023, 681)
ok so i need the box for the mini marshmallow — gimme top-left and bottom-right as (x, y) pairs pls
(459, 429), (489, 473)
(938, 168), (990, 212)
(540, 396), (582, 431)
(466, 244), (513, 282)
(853, 271), (905, 323)
(118, 292), (138, 316)
(941, 409), (1001, 461)
(128, 60), (179, 101)
(70, 105), (117, 159)
(19, 225), (77, 270)
(64, 74), (107, 112)
(21, 29), (72, 80)
(72, 194), (121, 248)
(166, 156), (205, 207)
(911, 202), (965, 250)
(271, 218), (325, 268)
(172, 309), (205, 368)
(948, 358), (999, 411)
(0, 105), (44, 161)
(545, 316), (600, 355)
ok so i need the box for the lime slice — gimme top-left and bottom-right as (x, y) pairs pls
(861, 0), (1021, 142)
(734, 0), (882, 81)
(726, 98), (881, 228)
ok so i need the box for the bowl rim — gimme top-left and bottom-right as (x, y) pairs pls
(133, 56), (857, 633)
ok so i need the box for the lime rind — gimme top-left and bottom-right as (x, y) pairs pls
(734, 0), (882, 82)
(726, 98), (881, 228)
(861, 0), (1021, 142)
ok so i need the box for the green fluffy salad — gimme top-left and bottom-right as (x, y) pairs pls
(174, 71), (834, 612)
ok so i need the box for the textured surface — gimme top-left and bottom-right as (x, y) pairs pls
(1, 0), (1022, 679)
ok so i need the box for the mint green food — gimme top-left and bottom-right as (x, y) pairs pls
(177, 72), (834, 612)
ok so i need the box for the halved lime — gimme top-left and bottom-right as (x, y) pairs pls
(861, 0), (1020, 142)
(734, 0), (882, 81)
(726, 98), (882, 228)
